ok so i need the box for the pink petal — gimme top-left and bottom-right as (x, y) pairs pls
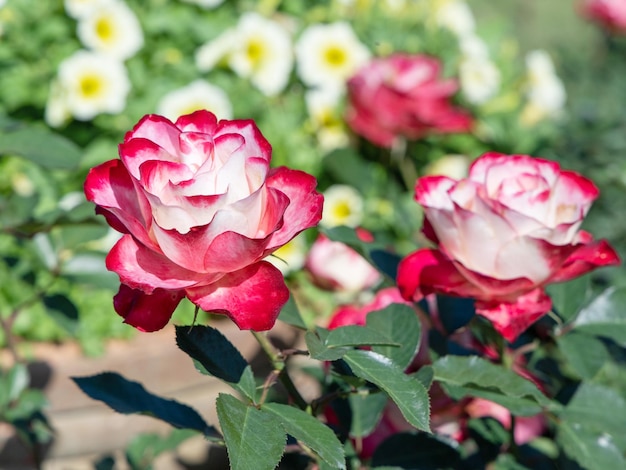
(214, 118), (272, 163)
(123, 114), (182, 161)
(84, 159), (155, 250)
(106, 234), (207, 291)
(264, 167), (324, 250)
(119, 137), (179, 181)
(475, 288), (552, 342)
(186, 261), (289, 331)
(550, 238), (621, 283)
(113, 284), (184, 332)
(397, 248), (481, 302)
(175, 109), (219, 134)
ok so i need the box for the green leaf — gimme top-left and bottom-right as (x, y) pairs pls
(546, 274), (591, 323)
(216, 394), (286, 470)
(175, 325), (248, 383)
(263, 403), (346, 469)
(0, 126), (82, 169)
(557, 332), (609, 380)
(370, 433), (461, 469)
(367, 303), (421, 369)
(413, 365), (434, 390)
(305, 329), (351, 361)
(0, 363), (29, 408)
(125, 429), (197, 470)
(43, 293), (79, 336)
(348, 392), (388, 438)
(72, 373), (218, 438)
(492, 453), (532, 470)
(326, 325), (400, 349)
(572, 287), (626, 346)
(561, 382), (626, 443)
(278, 295), (308, 330)
(432, 356), (555, 416)
(343, 350), (430, 432)
(322, 148), (376, 193)
(557, 421), (625, 470)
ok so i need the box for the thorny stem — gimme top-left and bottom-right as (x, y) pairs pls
(251, 331), (308, 410)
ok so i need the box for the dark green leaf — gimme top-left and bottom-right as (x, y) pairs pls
(348, 392), (388, 438)
(557, 332), (609, 380)
(278, 295), (308, 330)
(547, 274), (591, 323)
(432, 356), (555, 416)
(412, 365), (434, 390)
(492, 453), (532, 470)
(572, 287), (626, 346)
(557, 421), (625, 470)
(263, 403), (346, 469)
(216, 394), (286, 470)
(343, 350), (430, 432)
(371, 433), (461, 469)
(436, 296), (475, 333)
(72, 373), (218, 438)
(368, 303), (421, 369)
(175, 325), (248, 384)
(305, 330), (351, 361)
(322, 148), (375, 192)
(43, 293), (79, 335)
(561, 382), (626, 442)
(326, 325), (400, 349)
(0, 127), (82, 169)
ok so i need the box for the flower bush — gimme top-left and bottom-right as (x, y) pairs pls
(1, 1), (626, 469)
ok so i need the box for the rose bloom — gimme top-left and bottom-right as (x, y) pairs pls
(346, 53), (473, 148)
(580, 0), (626, 34)
(84, 110), (323, 331)
(397, 152), (620, 342)
(305, 232), (381, 293)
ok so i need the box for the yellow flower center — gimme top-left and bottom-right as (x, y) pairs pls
(246, 38), (265, 66)
(79, 75), (103, 98)
(96, 16), (115, 42)
(324, 46), (347, 67)
(332, 200), (352, 220)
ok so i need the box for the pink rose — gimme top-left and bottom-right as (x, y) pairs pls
(346, 53), (473, 148)
(580, 0), (626, 34)
(397, 152), (620, 342)
(84, 110), (323, 332)
(305, 233), (381, 293)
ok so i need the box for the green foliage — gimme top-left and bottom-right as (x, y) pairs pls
(432, 356), (556, 416)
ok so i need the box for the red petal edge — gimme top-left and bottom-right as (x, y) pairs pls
(113, 284), (184, 332)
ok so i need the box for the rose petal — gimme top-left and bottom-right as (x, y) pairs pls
(106, 234), (207, 291)
(264, 167), (324, 250)
(113, 284), (184, 332)
(186, 261), (289, 331)
(397, 248), (480, 302)
(549, 238), (621, 283)
(84, 159), (155, 249)
(475, 288), (552, 342)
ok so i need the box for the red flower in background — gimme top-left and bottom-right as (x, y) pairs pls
(397, 152), (620, 342)
(346, 53), (473, 148)
(580, 0), (626, 34)
(84, 110), (323, 332)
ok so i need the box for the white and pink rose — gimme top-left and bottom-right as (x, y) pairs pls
(84, 110), (323, 332)
(397, 152), (620, 342)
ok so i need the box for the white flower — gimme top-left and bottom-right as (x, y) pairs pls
(180, 0), (225, 8)
(64, 0), (108, 19)
(434, 0), (475, 38)
(459, 34), (489, 59)
(195, 28), (237, 72)
(56, 50), (131, 121)
(157, 80), (233, 121)
(77, 0), (143, 60)
(227, 13), (293, 96)
(45, 80), (72, 128)
(305, 87), (349, 151)
(295, 22), (370, 89)
(522, 50), (566, 124)
(321, 184), (364, 228)
(459, 55), (501, 104)
(424, 154), (470, 179)
(265, 235), (307, 275)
